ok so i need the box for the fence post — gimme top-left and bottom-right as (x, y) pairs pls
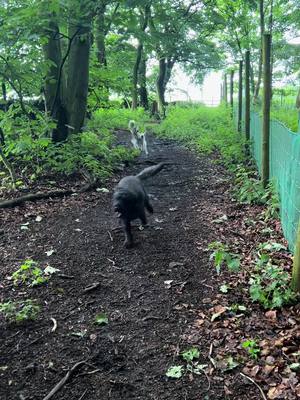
(224, 73), (228, 105)
(292, 220), (300, 292)
(245, 50), (250, 142)
(230, 70), (234, 109)
(262, 33), (272, 188)
(238, 60), (243, 132)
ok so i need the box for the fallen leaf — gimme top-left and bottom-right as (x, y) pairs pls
(164, 280), (173, 289)
(267, 386), (284, 399)
(45, 249), (55, 257)
(44, 266), (60, 275)
(96, 188), (109, 193)
(265, 310), (277, 321)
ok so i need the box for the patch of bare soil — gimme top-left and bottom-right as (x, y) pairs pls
(0, 132), (298, 400)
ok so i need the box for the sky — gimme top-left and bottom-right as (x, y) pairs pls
(166, 67), (222, 105)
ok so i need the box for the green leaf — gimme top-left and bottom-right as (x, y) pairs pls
(166, 365), (183, 379)
(219, 284), (230, 293)
(289, 363), (300, 371)
(226, 257), (240, 272)
(181, 347), (200, 362)
(94, 313), (108, 325)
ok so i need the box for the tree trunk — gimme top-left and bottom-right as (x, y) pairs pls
(43, 16), (68, 142)
(138, 54), (148, 109)
(95, 2), (107, 66)
(156, 58), (167, 116)
(253, 0), (264, 102)
(67, 8), (92, 134)
(163, 58), (175, 95)
(132, 42), (143, 109)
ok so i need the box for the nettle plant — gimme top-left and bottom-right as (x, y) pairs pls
(0, 299), (40, 323)
(208, 241), (240, 274)
(166, 347), (207, 379)
(11, 259), (48, 287)
(233, 166), (265, 204)
(249, 242), (296, 309)
(261, 180), (280, 221)
(242, 339), (261, 359)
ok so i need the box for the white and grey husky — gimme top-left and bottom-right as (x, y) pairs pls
(128, 120), (149, 156)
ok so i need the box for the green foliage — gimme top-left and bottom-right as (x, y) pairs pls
(233, 166), (265, 204)
(262, 180), (280, 221)
(94, 312), (109, 325)
(270, 107), (298, 133)
(166, 365), (184, 379)
(208, 241), (240, 274)
(249, 245), (296, 309)
(43, 130), (136, 178)
(91, 107), (148, 131)
(1, 107), (142, 184)
(166, 347), (205, 380)
(0, 299), (40, 323)
(11, 260), (48, 287)
(181, 348), (200, 362)
(155, 105), (246, 166)
(242, 340), (260, 359)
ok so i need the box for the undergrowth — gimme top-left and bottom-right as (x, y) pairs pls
(155, 104), (246, 166)
(0, 107), (147, 189)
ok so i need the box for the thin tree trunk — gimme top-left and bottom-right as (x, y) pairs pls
(132, 42), (143, 109)
(253, 0), (264, 102)
(132, 6), (149, 110)
(95, 2), (107, 66)
(156, 58), (166, 116)
(138, 54), (148, 109)
(67, 8), (92, 134)
(43, 16), (69, 142)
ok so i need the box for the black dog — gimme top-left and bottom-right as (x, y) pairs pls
(113, 163), (165, 248)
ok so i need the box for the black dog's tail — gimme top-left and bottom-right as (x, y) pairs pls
(136, 162), (165, 180)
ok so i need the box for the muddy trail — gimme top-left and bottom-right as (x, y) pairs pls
(1, 132), (267, 400)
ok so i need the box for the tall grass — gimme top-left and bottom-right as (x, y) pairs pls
(156, 104), (246, 166)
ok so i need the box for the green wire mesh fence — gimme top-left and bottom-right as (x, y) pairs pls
(239, 108), (300, 252)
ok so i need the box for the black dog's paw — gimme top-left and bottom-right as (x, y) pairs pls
(147, 204), (154, 214)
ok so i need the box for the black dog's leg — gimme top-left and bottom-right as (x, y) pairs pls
(145, 198), (153, 214)
(139, 209), (148, 226)
(122, 219), (133, 248)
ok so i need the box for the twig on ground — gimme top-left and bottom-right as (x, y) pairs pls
(239, 372), (267, 400)
(107, 231), (113, 242)
(57, 274), (75, 279)
(83, 282), (101, 293)
(78, 389), (88, 400)
(50, 318), (57, 332)
(142, 315), (161, 322)
(42, 360), (87, 400)
(208, 343), (216, 368)
(0, 181), (97, 209)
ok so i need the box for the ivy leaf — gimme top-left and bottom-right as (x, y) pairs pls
(166, 365), (183, 379)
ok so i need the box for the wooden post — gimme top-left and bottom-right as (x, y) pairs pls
(224, 74), (228, 105)
(262, 33), (272, 188)
(245, 50), (250, 142)
(238, 60), (243, 132)
(220, 83), (223, 103)
(230, 70), (234, 109)
(292, 220), (300, 292)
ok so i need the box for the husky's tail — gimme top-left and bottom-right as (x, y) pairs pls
(128, 120), (137, 132)
(136, 162), (165, 180)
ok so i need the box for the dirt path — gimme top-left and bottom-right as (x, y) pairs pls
(1, 133), (254, 400)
